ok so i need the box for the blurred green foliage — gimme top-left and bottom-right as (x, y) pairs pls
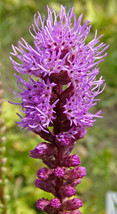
(0, 0), (117, 213)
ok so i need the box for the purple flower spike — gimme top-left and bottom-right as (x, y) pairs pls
(10, 5), (108, 134)
(10, 4), (108, 214)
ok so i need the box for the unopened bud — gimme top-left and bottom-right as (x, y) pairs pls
(30, 142), (57, 159)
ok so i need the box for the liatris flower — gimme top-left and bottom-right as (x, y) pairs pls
(10, 5), (108, 213)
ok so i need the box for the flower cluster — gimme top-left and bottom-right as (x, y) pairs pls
(12, 75), (58, 132)
(30, 141), (86, 213)
(10, 5), (108, 213)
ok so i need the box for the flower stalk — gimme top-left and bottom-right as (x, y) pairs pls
(10, 5), (108, 213)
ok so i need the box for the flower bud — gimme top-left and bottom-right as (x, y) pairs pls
(54, 167), (65, 177)
(50, 197), (61, 208)
(76, 167), (87, 178)
(37, 167), (53, 180)
(65, 167), (86, 180)
(62, 154), (80, 167)
(36, 198), (50, 210)
(35, 178), (55, 194)
(72, 178), (82, 187)
(30, 142), (57, 159)
(63, 198), (82, 211)
(59, 185), (75, 197)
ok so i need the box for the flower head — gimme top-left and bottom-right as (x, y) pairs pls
(10, 5), (108, 138)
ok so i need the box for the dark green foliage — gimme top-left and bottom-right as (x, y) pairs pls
(0, 0), (117, 213)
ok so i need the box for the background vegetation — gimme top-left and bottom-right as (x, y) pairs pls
(0, 0), (117, 213)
